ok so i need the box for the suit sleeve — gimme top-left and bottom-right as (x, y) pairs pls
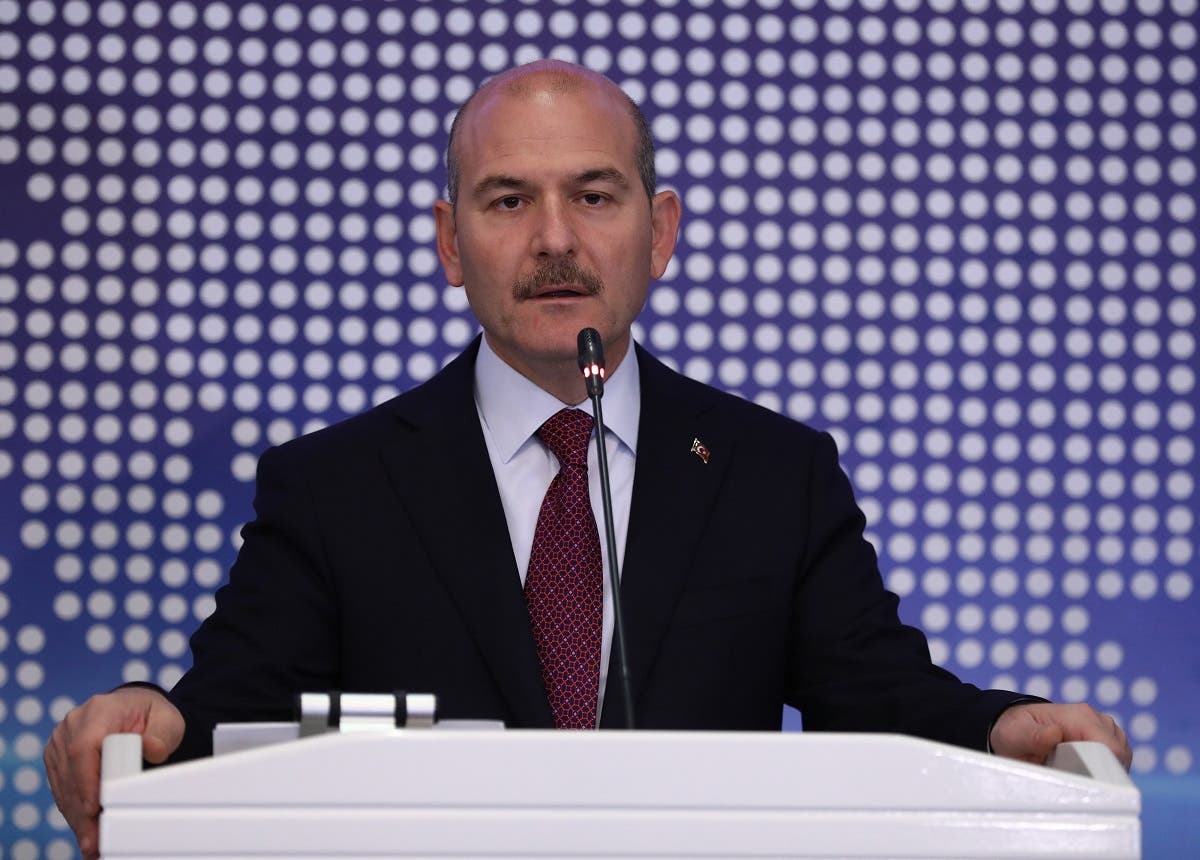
(786, 432), (1024, 750)
(165, 444), (342, 761)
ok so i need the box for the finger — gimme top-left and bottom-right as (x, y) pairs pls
(46, 721), (95, 824)
(42, 736), (59, 788)
(75, 817), (100, 860)
(1077, 708), (1130, 762)
(47, 737), (100, 860)
(1106, 716), (1132, 770)
(64, 726), (104, 820)
(1048, 705), (1133, 771)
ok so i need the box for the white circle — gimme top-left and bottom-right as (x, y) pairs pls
(1130, 677), (1158, 706)
(1021, 639), (1054, 672)
(1165, 747), (1193, 774)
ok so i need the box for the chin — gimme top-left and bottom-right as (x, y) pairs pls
(528, 319), (596, 351)
(509, 335), (581, 366)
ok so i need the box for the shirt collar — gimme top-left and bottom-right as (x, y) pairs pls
(474, 334), (641, 464)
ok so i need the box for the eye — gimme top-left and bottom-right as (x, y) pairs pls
(580, 192), (607, 206)
(494, 195), (523, 210)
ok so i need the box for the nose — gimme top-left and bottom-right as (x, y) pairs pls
(530, 198), (577, 259)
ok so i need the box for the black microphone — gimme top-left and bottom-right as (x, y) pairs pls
(576, 327), (635, 730)
(577, 326), (605, 398)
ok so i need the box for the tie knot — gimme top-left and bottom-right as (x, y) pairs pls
(538, 408), (594, 468)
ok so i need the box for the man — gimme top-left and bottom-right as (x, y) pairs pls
(45, 60), (1131, 859)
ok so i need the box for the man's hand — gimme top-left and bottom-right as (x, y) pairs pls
(989, 701), (1132, 771)
(43, 686), (185, 860)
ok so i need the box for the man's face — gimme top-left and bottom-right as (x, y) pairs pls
(434, 76), (679, 386)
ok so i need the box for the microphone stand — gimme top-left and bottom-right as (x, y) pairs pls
(578, 329), (636, 730)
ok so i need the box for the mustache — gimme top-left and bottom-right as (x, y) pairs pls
(513, 258), (604, 299)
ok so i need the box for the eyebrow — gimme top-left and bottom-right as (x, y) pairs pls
(572, 167), (630, 188)
(471, 167), (631, 199)
(471, 174), (529, 198)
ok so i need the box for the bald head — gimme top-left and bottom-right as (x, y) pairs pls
(445, 60), (656, 210)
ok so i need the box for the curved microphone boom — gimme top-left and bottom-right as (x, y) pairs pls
(576, 327), (635, 729)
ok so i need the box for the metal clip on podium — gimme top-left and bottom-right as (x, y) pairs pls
(99, 691), (1141, 859)
(298, 691), (438, 735)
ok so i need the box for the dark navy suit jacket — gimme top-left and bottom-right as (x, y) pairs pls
(167, 338), (1020, 761)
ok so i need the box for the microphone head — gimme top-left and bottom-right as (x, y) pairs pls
(577, 327), (606, 395)
(577, 327), (605, 373)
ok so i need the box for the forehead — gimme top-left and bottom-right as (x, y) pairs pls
(455, 78), (638, 179)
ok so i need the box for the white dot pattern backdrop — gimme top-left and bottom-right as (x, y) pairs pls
(0, 0), (1197, 856)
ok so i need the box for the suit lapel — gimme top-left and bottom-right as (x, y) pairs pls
(377, 339), (553, 728)
(601, 347), (736, 727)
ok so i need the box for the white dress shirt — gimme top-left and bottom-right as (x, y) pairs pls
(473, 334), (639, 722)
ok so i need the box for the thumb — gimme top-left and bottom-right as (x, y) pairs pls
(1027, 720), (1065, 762)
(139, 703), (185, 765)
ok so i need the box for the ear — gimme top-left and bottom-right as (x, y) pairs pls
(433, 200), (464, 287)
(648, 189), (682, 280)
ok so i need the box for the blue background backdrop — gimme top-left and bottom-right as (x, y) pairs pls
(0, 1), (1196, 857)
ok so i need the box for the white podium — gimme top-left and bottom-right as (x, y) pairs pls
(100, 729), (1139, 858)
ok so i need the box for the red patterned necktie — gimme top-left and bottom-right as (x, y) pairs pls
(524, 407), (603, 729)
